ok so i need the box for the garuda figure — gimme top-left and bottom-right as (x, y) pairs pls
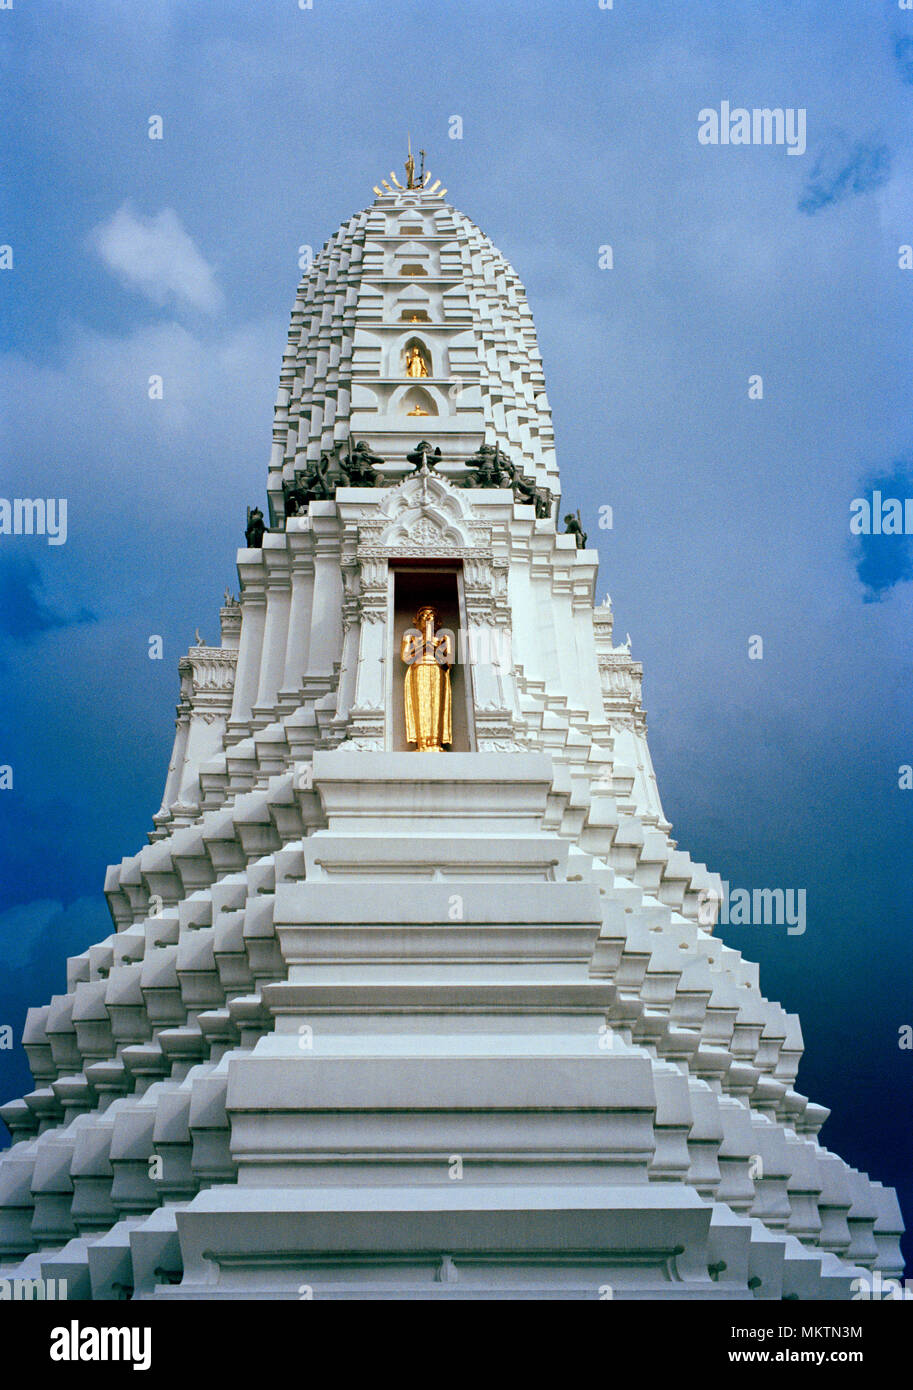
(245, 505), (265, 548)
(406, 440), (442, 472)
(305, 451), (335, 500)
(283, 451), (338, 516)
(533, 488), (552, 520)
(563, 510), (587, 549)
(339, 439), (384, 487)
(283, 486), (304, 518)
(461, 442), (511, 489)
(504, 458), (552, 519)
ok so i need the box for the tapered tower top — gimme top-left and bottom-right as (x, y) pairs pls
(266, 167), (558, 523)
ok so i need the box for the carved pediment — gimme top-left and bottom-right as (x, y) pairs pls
(408, 515), (447, 544)
(358, 469), (490, 555)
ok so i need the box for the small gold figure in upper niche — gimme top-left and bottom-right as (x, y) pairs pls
(401, 606), (453, 751)
(406, 344), (430, 378)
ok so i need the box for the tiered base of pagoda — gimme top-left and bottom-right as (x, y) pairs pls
(0, 753), (902, 1299)
(149, 1186), (747, 1300)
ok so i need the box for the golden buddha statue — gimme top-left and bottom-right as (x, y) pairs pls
(401, 606), (453, 751)
(406, 344), (429, 378)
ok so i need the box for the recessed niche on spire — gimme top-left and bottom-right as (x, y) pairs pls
(395, 284), (432, 320)
(402, 386), (437, 416)
(395, 244), (432, 277)
(404, 339), (431, 378)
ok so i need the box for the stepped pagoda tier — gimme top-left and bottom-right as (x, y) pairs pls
(0, 161), (902, 1301)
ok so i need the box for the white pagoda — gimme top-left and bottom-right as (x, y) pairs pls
(0, 159), (902, 1299)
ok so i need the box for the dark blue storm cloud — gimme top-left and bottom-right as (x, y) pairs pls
(852, 461), (913, 602)
(0, 554), (96, 644)
(894, 35), (913, 85)
(799, 131), (891, 214)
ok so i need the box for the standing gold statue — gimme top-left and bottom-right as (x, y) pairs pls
(406, 344), (429, 377)
(401, 606), (453, 751)
(404, 133), (424, 189)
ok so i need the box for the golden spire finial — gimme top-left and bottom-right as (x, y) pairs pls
(373, 146), (444, 200)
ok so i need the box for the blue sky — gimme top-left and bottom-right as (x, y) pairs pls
(1, 0), (911, 1267)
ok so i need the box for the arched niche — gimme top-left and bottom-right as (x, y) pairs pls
(400, 386), (438, 417)
(402, 336), (432, 378)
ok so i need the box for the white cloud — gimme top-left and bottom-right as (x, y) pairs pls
(90, 203), (223, 314)
(0, 312), (281, 497)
